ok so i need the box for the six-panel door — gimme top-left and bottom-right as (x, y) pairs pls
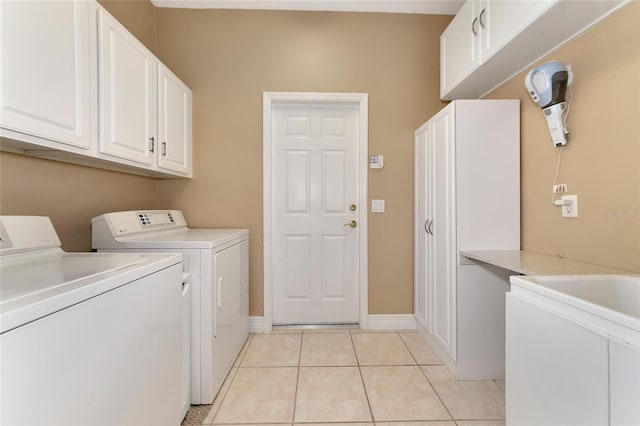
(272, 103), (360, 324)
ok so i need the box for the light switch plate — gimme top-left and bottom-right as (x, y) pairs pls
(371, 199), (385, 213)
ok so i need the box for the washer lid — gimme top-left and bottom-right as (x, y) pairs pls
(114, 228), (249, 249)
(0, 250), (182, 333)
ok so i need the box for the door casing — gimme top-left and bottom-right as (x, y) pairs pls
(263, 92), (368, 332)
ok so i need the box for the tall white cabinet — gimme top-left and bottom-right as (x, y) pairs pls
(414, 100), (520, 379)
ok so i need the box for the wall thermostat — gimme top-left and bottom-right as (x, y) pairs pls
(369, 154), (384, 169)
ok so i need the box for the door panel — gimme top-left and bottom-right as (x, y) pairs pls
(98, 8), (156, 165)
(430, 105), (457, 360)
(273, 103), (359, 324)
(482, 0), (555, 61)
(414, 126), (428, 328)
(0, 0), (91, 148)
(158, 63), (192, 175)
(440, 0), (480, 98)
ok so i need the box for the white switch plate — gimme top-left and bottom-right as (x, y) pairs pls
(371, 199), (385, 213)
(561, 195), (578, 218)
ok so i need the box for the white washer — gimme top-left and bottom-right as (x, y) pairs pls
(0, 216), (185, 425)
(91, 210), (249, 405)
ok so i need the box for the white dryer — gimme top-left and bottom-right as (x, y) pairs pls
(91, 210), (249, 405)
(0, 216), (185, 425)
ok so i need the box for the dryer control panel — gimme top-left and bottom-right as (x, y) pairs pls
(138, 212), (175, 227)
(92, 210), (188, 239)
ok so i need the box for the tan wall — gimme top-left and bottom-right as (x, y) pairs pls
(0, 153), (158, 251)
(97, 0), (157, 53)
(0, 0), (158, 252)
(487, 2), (640, 273)
(154, 9), (452, 315)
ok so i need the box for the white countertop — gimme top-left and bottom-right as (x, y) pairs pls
(459, 250), (635, 276)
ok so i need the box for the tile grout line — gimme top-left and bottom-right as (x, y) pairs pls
(418, 364), (456, 422)
(207, 334), (256, 425)
(290, 333), (303, 424)
(348, 329), (376, 423)
(397, 330), (421, 366)
(206, 367), (239, 425)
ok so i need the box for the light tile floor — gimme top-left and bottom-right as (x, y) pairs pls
(182, 329), (505, 426)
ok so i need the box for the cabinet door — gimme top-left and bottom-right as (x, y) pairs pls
(506, 294), (609, 426)
(429, 104), (457, 360)
(97, 8), (156, 166)
(440, 1), (480, 99)
(481, 0), (556, 62)
(610, 339), (640, 426)
(0, 0), (91, 149)
(414, 125), (429, 329)
(158, 63), (192, 176)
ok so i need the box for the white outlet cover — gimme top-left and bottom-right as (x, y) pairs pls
(561, 195), (578, 218)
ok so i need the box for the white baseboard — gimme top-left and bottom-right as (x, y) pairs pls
(248, 314), (416, 332)
(249, 316), (264, 333)
(367, 314), (416, 330)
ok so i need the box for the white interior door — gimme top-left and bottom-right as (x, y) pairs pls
(271, 102), (360, 324)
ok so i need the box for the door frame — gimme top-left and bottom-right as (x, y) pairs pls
(263, 92), (369, 332)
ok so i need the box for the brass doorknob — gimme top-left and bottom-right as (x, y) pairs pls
(344, 220), (357, 228)
(349, 204), (357, 211)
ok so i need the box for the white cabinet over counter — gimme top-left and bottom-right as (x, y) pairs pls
(0, 0), (193, 179)
(441, 0), (629, 99)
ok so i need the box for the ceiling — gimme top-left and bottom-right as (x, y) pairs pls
(150, 0), (465, 15)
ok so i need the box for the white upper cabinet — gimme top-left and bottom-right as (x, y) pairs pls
(441, 0), (628, 99)
(157, 64), (192, 176)
(480, 1), (555, 62)
(0, 1), (192, 178)
(97, 7), (157, 167)
(0, 0), (92, 149)
(440, 1), (481, 96)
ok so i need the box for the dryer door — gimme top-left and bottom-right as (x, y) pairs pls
(213, 241), (243, 337)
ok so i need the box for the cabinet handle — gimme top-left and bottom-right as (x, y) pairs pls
(149, 137), (155, 153)
(425, 219), (433, 235)
(471, 17), (479, 36)
(162, 141), (167, 156)
(479, 9), (486, 29)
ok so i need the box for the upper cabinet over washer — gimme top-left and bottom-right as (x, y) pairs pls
(0, 0), (193, 178)
(97, 7), (158, 167)
(441, 0), (629, 100)
(0, 0), (92, 151)
(157, 64), (193, 176)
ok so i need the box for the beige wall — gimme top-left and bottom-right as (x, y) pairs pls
(487, 2), (640, 273)
(0, 0), (158, 252)
(0, 153), (158, 251)
(154, 9), (451, 315)
(97, 0), (157, 53)
(6, 1), (634, 320)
